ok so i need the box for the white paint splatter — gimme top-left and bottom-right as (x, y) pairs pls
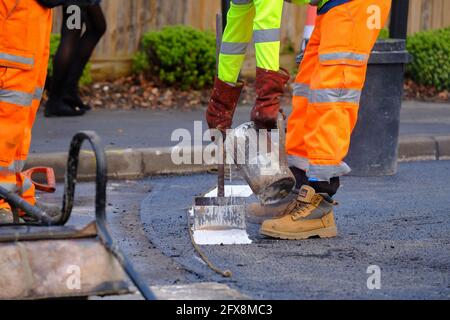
(191, 184), (254, 245)
(193, 229), (252, 245)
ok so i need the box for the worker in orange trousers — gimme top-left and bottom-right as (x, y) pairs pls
(250, 0), (393, 240)
(0, 0), (53, 223)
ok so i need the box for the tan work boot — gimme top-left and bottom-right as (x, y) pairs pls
(246, 192), (297, 224)
(0, 208), (14, 224)
(260, 185), (338, 240)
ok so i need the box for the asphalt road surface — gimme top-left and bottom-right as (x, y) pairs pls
(141, 160), (450, 300)
(40, 160), (450, 299)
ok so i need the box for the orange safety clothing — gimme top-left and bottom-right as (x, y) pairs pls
(0, 0), (53, 209)
(286, 0), (391, 181)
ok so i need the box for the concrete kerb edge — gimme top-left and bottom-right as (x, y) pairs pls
(25, 145), (216, 181)
(25, 135), (450, 181)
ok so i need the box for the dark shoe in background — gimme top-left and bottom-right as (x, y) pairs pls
(64, 92), (92, 111)
(44, 97), (86, 117)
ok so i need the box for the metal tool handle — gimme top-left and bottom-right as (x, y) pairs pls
(215, 13), (226, 198)
(277, 113), (288, 167)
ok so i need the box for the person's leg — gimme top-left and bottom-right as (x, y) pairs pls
(252, 0), (283, 72)
(15, 7), (53, 208)
(50, 6), (82, 99)
(260, 0), (392, 240)
(250, 0), (289, 129)
(0, 66), (32, 210)
(247, 18), (322, 222)
(305, 0), (391, 186)
(64, 4), (106, 110)
(0, 1), (48, 218)
(45, 5), (85, 117)
(206, 0), (254, 132)
(286, 16), (322, 190)
(218, 0), (255, 84)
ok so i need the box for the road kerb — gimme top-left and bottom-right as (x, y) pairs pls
(25, 135), (450, 181)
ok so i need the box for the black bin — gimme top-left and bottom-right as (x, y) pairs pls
(345, 39), (411, 176)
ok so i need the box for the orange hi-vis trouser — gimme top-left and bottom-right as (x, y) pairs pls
(0, 0), (53, 210)
(286, 0), (391, 181)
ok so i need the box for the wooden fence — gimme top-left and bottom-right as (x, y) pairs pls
(52, 0), (450, 79)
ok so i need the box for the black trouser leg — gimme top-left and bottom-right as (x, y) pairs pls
(45, 6), (87, 117)
(64, 4), (106, 107)
(289, 167), (340, 197)
(308, 177), (340, 197)
(48, 6), (83, 101)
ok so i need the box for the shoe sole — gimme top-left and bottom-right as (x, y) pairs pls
(259, 226), (338, 240)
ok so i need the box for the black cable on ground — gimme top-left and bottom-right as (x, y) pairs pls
(186, 209), (232, 278)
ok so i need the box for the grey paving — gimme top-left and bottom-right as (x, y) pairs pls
(31, 100), (450, 153)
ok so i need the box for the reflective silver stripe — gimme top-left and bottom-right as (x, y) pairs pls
(14, 160), (25, 172)
(231, 0), (252, 4)
(34, 87), (44, 101)
(0, 183), (17, 193)
(0, 52), (34, 67)
(308, 162), (351, 181)
(0, 163), (15, 173)
(293, 83), (309, 98)
(253, 28), (280, 43)
(288, 155), (309, 172)
(0, 160), (25, 173)
(220, 42), (248, 55)
(319, 52), (368, 63)
(0, 89), (33, 107)
(20, 177), (34, 194)
(309, 88), (361, 104)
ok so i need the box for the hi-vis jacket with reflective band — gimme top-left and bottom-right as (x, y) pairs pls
(0, 1), (38, 70)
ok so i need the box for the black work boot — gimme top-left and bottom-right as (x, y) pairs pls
(44, 96), (86, 117)
(64, 88), (92, 111)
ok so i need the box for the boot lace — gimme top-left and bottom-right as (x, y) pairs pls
(283, 195), (338, 220)
(283, 199), (313, 220)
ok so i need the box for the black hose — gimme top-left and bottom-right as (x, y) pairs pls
(0, 131), (156, 300)
(0, 186), (56, 224)
(64, 131), (156, 300)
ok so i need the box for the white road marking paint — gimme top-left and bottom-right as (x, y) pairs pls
(193, 229), (252, 245)
(192, 185), (254, 245)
